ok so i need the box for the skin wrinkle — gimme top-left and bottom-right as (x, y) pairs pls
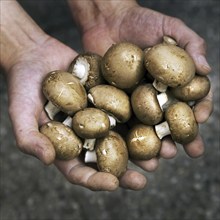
(119, 169), (147, 190)
(119, 7), (164, 47)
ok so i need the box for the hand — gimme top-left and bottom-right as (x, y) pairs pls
(78, 2), (213, 159)
(2, 1), (150, 192)
(6, 37), (76, 164)
(6, 37), (126, 191)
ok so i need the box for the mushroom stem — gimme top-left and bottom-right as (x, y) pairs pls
(156, 92), (176, 111)
(84, 150), (97, 163)
(83, 138), (96, 151)
(153, 79), (168, 92)
(62, 116), (73, 127)
(107, 115), (117, 128)
(71, 57), (90, 85)
(44, 101), (60, 120)
(155, 121), (171, 139)
(157, 92), (169, 110)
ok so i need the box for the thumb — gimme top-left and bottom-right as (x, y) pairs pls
(164, 16), (212, 75)
(9, 104), (55, 165)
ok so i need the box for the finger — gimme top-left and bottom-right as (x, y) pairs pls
(55, 159), (119, 191)
(39, 109), (50, 126)
(132, 158), (159, 172)
(9, 102), (55, 165)
(83, 28), (116, 56)
(193, 90), (213, 123)
(163, 16), (212, 75)
(183, 134), (205, 158)
(119, 169), (147, 190)
(160, 137), (178, 159)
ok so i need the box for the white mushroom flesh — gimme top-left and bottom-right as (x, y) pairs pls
(107, 115), (117, 128)
(44, 101), (60, 120)
(84, 150), (97, 163)
(87, 93), (94, 104)
(83, 138), (96, 151)
(72, 57), (90, 85)
(156, 92), (169, 111)
(62, 116), (73, 127)
(155, 121), (171, 139)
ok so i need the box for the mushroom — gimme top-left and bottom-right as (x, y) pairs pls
(40, 121), (83, 160)
(88, 84), (132, 124)
(42, 70), (88, 119)
(85, 131), (128, 178)
(72, 107), (111, 150)
(101, 42), (145, 90)
(68, 52), (105, 90)
(131, 83), (176, 125)
(155, 102), (198, 144)
(144, 36), (195, 90)
(169, 75), (211, 102)
(126, 124), (161, 160)
(131, 83), (163, 125)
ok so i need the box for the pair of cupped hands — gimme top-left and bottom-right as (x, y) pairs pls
(6, 5), (213, 191)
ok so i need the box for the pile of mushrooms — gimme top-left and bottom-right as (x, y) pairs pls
(40, 36), (211, 179)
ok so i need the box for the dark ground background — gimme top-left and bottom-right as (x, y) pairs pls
(0, 0), (220, 220)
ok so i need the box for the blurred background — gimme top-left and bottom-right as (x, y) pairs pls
(0, 0), (219, 220)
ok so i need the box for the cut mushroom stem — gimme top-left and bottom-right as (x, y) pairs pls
(155, 121), (171, 139)
(153, 79), (168, 92)
(83, 138), (96, 151)
(157, 92), (169, 110)
(45, 101), (60, 120)
(62, 116), (73, 127)
(84, 150), (97, 163)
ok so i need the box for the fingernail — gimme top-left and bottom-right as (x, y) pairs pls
(198, 56), (212, 73)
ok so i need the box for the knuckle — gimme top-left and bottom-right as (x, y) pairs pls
(197, 37), (206, 48)
(168, 17), (185, 28)
(16, 136), (28, 153)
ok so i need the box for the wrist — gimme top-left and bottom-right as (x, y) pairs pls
(0, 0), (49, 71)
(67, 0), (138, 33)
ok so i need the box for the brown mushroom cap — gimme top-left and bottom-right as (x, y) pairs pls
(95, 130), (128, 178)
(126, 124), (161, 160)
(42, 70), (87, 116)
(88, 85), (132, 123)
(144, 43), (195, 87)
(40, 121), (82, 160)
(72, 107), (110, 139)
(165, 102), (198, 144)
(131, 84), (163, 125)
(170, 75), (211, 101)
(68, 52), (105, 90)
(101, 42), (145, 89)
